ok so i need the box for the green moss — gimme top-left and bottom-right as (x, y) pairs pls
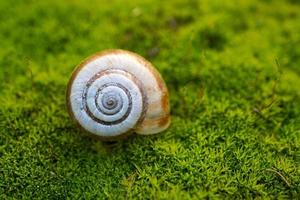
(0, 0), (300, 199)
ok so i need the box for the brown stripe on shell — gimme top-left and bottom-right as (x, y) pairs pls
(129, 51), (170, 115)
(123, 50), (170, 132)
(135, 114), (171, 134)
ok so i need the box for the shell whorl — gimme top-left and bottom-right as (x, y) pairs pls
(80, 69), (146, 136)
(67, 50), (170, 139)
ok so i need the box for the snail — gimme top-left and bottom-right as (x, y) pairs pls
(66, 49), (170, 140)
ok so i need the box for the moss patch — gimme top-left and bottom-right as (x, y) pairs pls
(1, 0), (300, 199)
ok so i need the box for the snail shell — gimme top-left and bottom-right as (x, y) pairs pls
(67, 49), (170, 140)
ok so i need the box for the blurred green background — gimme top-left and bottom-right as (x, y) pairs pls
(0, 0), (300, 199)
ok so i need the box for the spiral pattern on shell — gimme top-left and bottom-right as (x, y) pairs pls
(67, 49), (170, 140)
(81, 69), (146, 136)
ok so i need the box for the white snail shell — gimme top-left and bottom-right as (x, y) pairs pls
(67, 49), (170, 140)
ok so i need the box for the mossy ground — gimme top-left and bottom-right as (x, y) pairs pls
(1, 0), (300, 199)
